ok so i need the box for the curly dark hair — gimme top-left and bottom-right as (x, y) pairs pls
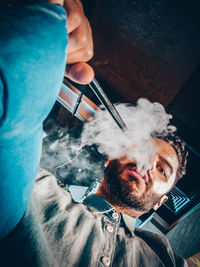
(156, 133), (188, 186)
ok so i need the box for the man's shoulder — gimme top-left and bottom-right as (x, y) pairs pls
(33, 168), (73, 209)
(32, 168), (92, 220)
(135, 226), (169, 246)
(134, 227), (188, 267)
(134, 226), (174, 256)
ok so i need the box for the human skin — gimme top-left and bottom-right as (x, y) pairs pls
(96, 138), (179, 218)
(48, 0), (94, 84)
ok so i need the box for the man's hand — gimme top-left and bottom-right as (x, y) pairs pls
(48, 0), (94, 84)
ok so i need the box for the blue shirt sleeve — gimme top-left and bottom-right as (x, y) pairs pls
(0, 1), (68, 239)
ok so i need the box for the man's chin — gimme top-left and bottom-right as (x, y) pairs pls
(103, 159), (160, 213)
(120, 174), (147, 198)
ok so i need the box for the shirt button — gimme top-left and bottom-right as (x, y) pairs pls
(102, 256), (111, 266)
(112, 212), (119, 220)
(106, 224), (114, 233)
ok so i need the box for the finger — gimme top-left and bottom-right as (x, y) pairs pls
(67, 46), (93, 65)
(67, 19), (88, 53)
(46, 0), (64, 6)
(67, 19), (92, 56)
(64, 0), (83, 33)
(65, 62), (94, 84)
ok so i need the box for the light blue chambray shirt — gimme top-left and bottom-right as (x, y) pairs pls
(0, 169), (188, 266)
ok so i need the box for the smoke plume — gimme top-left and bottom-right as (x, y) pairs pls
(40, 120), (105, 187)
(81, 98), (176, 172)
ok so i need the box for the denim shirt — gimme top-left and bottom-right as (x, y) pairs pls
(0, 169), (187, 267)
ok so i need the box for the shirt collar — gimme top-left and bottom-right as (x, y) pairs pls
(121, 213), (136, 236)
(83, 194), (136, 235)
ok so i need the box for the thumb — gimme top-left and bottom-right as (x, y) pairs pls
(65, 62), (94, 85)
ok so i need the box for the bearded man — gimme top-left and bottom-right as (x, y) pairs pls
(0, 0), (188, 265)
(0, 134), (188, 267)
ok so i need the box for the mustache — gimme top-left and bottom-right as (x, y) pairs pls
(120, 163), (136, 173)
(121, 163), (153, 187)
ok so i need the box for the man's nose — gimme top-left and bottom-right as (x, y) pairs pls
(150, 155), (158, 172)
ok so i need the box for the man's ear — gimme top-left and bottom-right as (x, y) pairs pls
(104, 158), (112, 167)
(153, 195), (168, 210)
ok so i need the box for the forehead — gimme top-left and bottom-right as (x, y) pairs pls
(154, 137), (179, 172)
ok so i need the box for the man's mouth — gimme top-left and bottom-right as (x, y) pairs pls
(124, 165), (148, 185)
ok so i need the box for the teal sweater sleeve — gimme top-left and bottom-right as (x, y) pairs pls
(0, 1), (67, 239)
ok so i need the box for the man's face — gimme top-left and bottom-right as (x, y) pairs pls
(104, 138), (179, 213)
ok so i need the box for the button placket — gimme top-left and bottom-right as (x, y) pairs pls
(99, 210), (119, 267)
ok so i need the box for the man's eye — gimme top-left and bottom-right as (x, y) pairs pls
(158, 166), (166, 177)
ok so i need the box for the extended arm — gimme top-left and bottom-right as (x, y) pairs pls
(0, 0), (93, 239)
(0, 1), (67, 239)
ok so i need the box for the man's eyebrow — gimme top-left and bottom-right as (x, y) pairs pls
(158, 155), (173, 175)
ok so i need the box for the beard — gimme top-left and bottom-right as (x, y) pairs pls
(103, 159), (162, 213)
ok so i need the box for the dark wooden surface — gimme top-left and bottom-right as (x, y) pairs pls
(88, 0), (200, 107)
